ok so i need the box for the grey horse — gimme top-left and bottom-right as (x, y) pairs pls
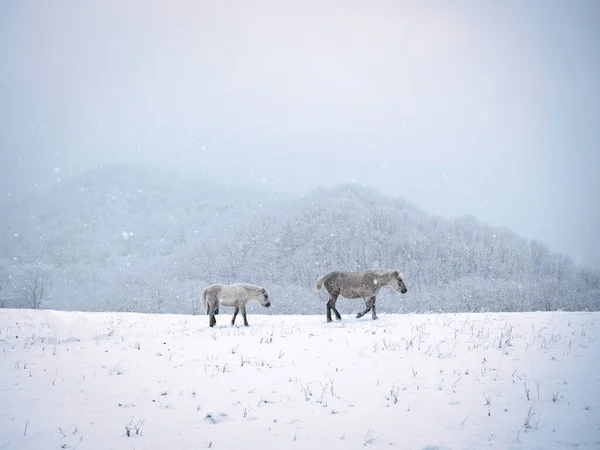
(202, 283), (271, 327)
(314, 269), (408, 322)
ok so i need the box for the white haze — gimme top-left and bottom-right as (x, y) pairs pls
(0, 1), (599, 272)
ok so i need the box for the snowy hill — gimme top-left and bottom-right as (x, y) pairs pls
(1, 309), (598, 449)
(2, 163), (288, 265)
(0, 164), (598, 314)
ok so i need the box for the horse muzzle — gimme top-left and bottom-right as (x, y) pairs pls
(265, 302), (271, 308)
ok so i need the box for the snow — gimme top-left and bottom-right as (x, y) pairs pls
(2, 168), (598, 314)
(1, 309), (599, 450)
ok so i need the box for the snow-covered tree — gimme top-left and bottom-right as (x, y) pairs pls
(1, 164), (598, 314)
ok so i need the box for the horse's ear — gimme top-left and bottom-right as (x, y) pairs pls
(394, 270), (399, 277)
(261, 288), (266, 293)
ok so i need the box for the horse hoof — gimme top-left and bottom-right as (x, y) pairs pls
(372, 316), (379, 320)
(356, 314), (362, 319)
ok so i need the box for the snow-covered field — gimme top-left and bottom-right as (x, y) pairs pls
(1, 309), (598, 450)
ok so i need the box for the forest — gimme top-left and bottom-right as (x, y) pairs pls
(1, 164), (599, 315)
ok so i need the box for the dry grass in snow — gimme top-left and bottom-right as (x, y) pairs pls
(0, 309), (599, 449)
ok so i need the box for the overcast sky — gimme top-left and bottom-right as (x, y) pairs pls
(1, 1), (599, 270)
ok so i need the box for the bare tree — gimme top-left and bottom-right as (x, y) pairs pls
(21, 266), (52, 309)
(151, 287), (164, 313)
(0, 266), (10, 308)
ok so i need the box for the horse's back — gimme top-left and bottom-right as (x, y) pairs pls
(322, 271), (342, 285)
(325, 270), (365, 283)
(323, 270), (381, 299)
(204, 283), (223, 297)
(207, 283), (257, 302)
(323, 271), (360, 292)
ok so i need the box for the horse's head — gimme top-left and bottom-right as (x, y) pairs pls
(391, 271), (408, 294)
(259, 288), (271, 308)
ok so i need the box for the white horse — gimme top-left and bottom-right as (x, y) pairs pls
(202, 283), (271, 327)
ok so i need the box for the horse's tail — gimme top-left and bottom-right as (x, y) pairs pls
(314, 275), (326, 292)
(201, 288), (208, 315)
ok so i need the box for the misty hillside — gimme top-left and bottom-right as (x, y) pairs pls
(1, 164), (598, 314)
(2, 164), (288, 265)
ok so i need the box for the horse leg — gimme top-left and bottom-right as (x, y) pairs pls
(331, 295), (342, 321)
(326, 293), (340, 323)
(370, 296), (378, 320)
(208, 300), (217, 327)
(231, 306), (239, 326)
(241, 304), (249, 326)
(356, 297), (373, 319)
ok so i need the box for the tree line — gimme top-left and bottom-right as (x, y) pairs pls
(1, 166), (598, 315)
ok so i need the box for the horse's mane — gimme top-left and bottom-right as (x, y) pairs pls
(231, 283), (265, 293)
(370, 269), (396, 277)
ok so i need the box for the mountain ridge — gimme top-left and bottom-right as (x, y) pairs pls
(0, 163), (598, 314)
